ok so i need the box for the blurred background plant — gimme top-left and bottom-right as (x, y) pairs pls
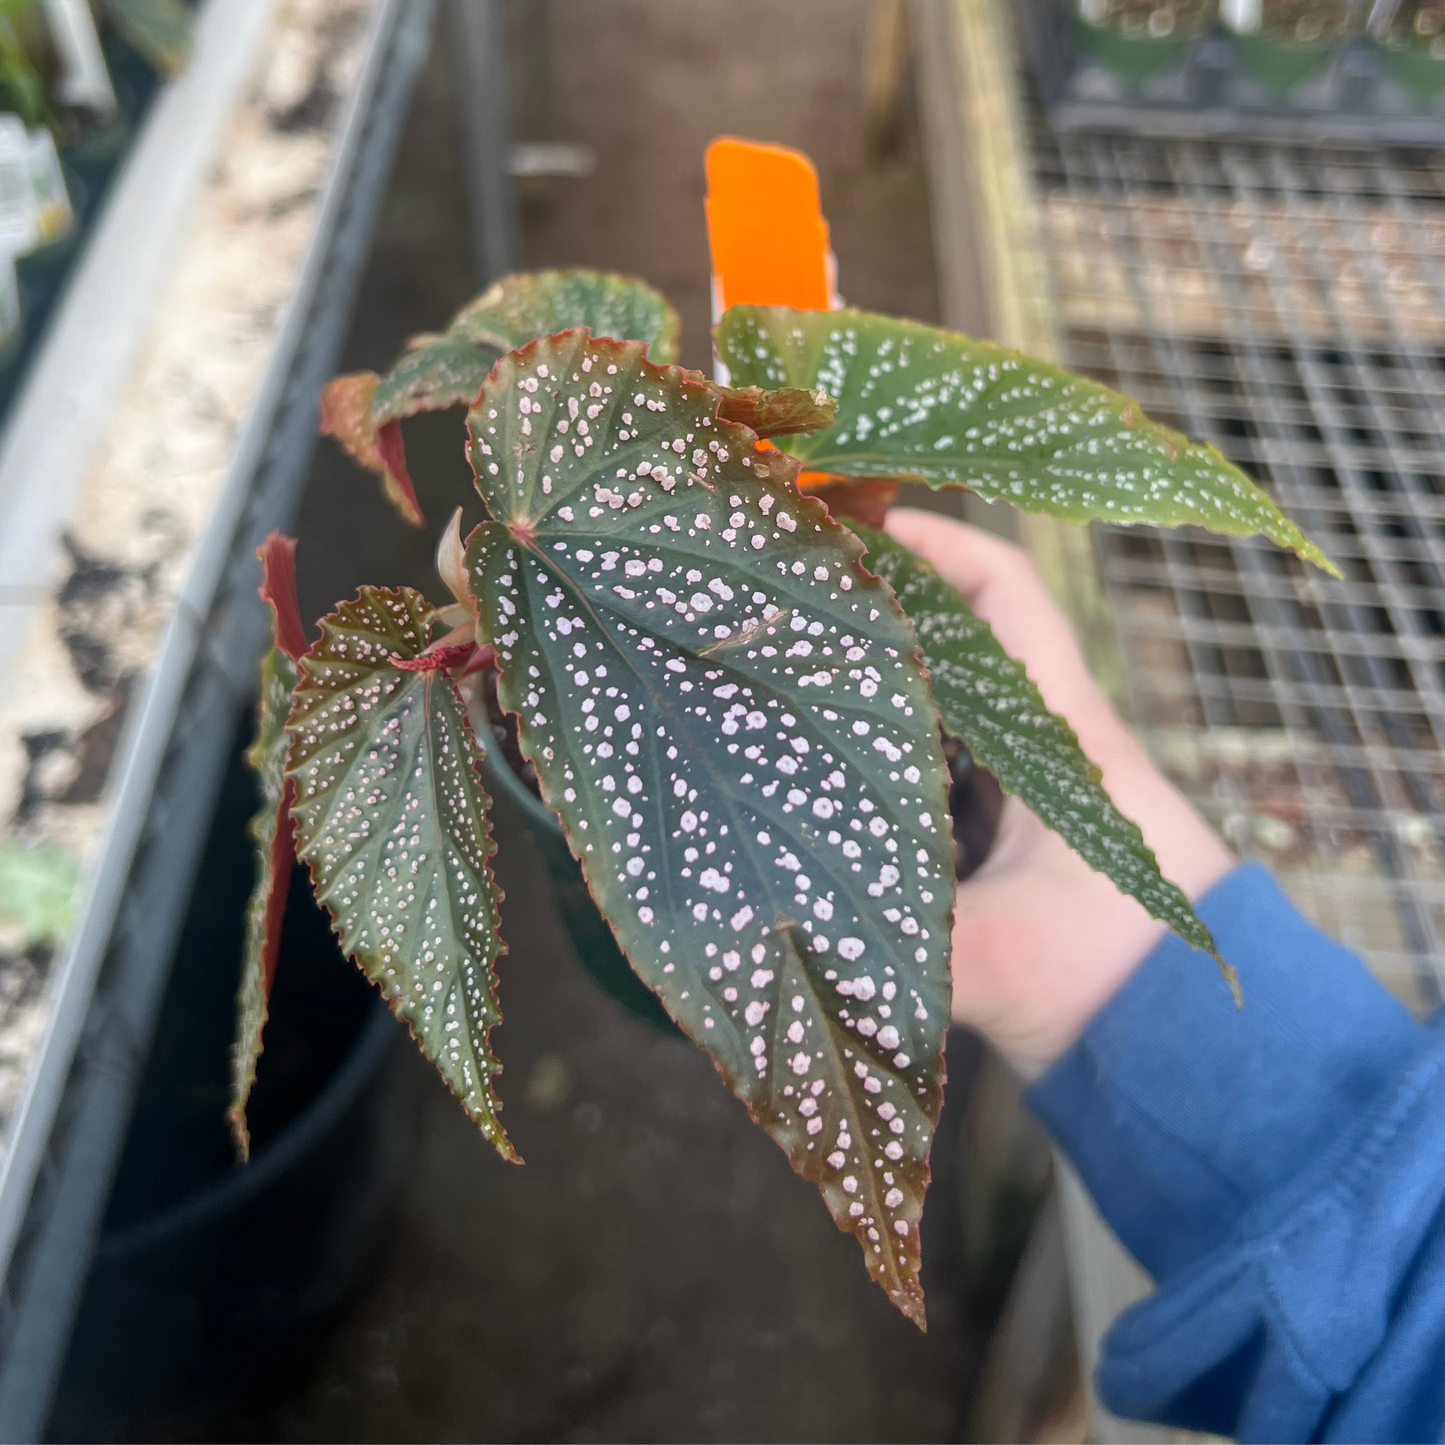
(0, 0), (193, 419)
(1074, 0), (1220, 82)
(0, 0), (190, 131)
(0, 842), (80, 953)
(1369, 0), (1445, 95)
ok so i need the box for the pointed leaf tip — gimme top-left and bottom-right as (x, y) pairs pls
(717, 306), (1336, 573)
(233, 535), (311, 1155)
(438, 507), (478, 618)
(257, 532), (307, 662)
(229, 646), (300, 1161)
(318, 372), (426, 527)
(856, 523), (1223, 969)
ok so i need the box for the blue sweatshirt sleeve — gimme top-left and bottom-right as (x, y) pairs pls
(1027, 862), (1445, 1443)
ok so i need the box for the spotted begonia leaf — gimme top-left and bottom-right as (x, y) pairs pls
(321, 271), (681, 528)
(716, 306), (1339, 575)
(286, 587), (516, 1160)
(229, 533), (308, 1161)
(855, 524), (1232, 992)
(452, 269), (680, 363)
(371, 337), (503, 428)
(463, 329), (954, 1325)
(711, 385), (836, 438)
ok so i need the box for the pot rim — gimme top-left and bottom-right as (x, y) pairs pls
(95, 994), (398, 1261)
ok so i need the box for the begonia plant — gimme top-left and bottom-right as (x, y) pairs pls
(229, 269), (1333, 1325)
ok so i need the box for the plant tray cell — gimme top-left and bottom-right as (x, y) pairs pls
(1022, 0), (1445, 145)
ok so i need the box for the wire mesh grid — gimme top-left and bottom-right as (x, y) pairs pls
(1027, 122), (1445, 1013)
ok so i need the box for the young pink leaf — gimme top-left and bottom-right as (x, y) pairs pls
(464, 330), (954, 1325)
(437, 507), (479, 619)
(711, 384), (836, 438)
(256, 531), (308, 664)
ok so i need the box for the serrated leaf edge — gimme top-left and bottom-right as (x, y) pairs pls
(285, 587), (519, 1162)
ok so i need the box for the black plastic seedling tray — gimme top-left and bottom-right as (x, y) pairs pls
(1022, 0), (1445, 144)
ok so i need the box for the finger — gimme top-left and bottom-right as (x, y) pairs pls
(883, 508), (1034, 604)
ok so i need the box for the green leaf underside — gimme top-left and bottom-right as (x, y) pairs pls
(464, 330), (954, 1325)
(286, 588), (516, 1160)
(856, 525), (1227, 979)
(716, 306), (1340, 576)
(229, 646), (298, 1161)
(453, 269), (680, 364)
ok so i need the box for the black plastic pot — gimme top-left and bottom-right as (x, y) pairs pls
(49, 717), (414, 1442)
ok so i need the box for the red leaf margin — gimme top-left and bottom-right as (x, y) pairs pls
(228, 534), (307, 1159)
(318, 372), (426, 528)
(252, 533), (307, 996)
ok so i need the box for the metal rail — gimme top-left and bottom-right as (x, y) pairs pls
(0, 2), (435, 1435)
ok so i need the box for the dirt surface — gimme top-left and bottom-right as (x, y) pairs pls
(218, 5), (996, 1440)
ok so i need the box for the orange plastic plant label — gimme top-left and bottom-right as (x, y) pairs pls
(705, 136), (833, 312)
(706, 137), (838, 492)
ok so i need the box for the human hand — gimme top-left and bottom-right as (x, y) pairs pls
(884, 508), (1235, 1077)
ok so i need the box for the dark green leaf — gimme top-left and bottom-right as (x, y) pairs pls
(856, 523), (1233, 990)
(716, 306), (1339, 575)
(454, 269), (680, 363)
(229, 645), (298, 1161)
(464, 329), (954, 1324)
(286, 587), (516, 1160)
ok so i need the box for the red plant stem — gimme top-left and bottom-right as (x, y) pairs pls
(257, 533), (309, 661)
